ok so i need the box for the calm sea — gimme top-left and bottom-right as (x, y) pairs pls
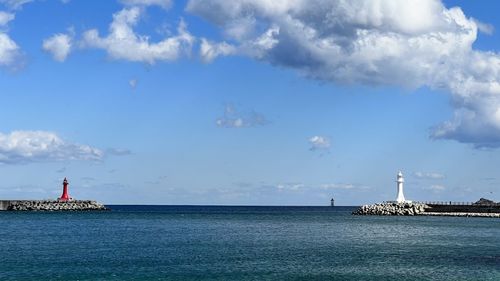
(0, 206), (499, 280)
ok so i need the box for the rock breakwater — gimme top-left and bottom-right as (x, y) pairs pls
(7, 200), (108, 211)
(352, 202), (428, 216)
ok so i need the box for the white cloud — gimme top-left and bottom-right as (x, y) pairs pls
(0, 0), (33, 10)
(200, 38), (236, 63)
(320, 183), (371, 190)
(0, 32), (20, 67)
(309, 136), (331, 151)
(424, 184), (446, 191)
(216, 104), (268, 128)
(276, 183), (304, 191)
(197, 25), (279, 62)
(0, 11), (14, 26)
(82, 7), (194, 64)
(187, 0), (500, 148)
(320, 183), (352, 190)
(0, 10), (22, 69)
(0, 131), (103, 164)
(414, 172), (445, 180)
(42, 33), (72, 62)
(473, 18), (494, 35)
(119, 0), (171, 10)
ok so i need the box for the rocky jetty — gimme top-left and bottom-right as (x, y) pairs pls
(352, 202), (428, 216)
(7, 200), (108, 211)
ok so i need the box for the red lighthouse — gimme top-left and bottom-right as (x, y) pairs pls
(59, 177), (71, 201)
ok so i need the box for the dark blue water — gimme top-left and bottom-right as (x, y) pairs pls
(0, 206), (499, 280)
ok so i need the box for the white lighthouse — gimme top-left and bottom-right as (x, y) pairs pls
(396, 171), (407, 203)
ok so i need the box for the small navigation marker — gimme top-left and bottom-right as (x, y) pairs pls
(330, 197), (335, 207)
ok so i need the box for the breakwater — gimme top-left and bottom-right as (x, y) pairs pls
(352, 199), (500, 217)
(352, 202), (428, 216)
(0, 200), (108, 211)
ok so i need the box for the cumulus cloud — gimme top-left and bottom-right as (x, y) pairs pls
(309, 136), (331, 151)
(187, 0), (500, 148)
(414, 172), (445, 180)
(0, 4), (31, 69)
(0, 131), (103, 164)
(200, 38), (236, 63)
(119, 0), (171, 10)
(81, 7), (194, 64)
(0, 10), (22, 69)
(197, 26), (279, 62)
(42, 33), (72, 62)
(216, 104), (268, 128)
(0, 32), (19, 66)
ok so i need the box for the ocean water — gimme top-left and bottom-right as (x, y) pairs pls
(0, 206), (499, 281)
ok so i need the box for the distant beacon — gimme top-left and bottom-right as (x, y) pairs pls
(396, 171), (407, 203)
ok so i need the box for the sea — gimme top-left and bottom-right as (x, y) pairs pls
(0, 206), (499, 281)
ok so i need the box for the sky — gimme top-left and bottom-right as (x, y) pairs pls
(0, 0), (499, 205)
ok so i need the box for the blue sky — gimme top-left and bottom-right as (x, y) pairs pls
(0, 0), (499, 205)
